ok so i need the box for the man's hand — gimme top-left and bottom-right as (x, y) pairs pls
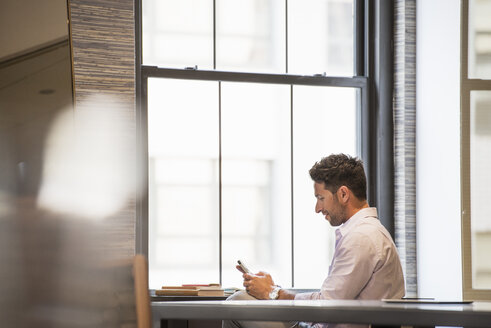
(242, 271), (275, 300)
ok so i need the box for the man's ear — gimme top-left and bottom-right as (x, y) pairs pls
(338, 186), (350, 203)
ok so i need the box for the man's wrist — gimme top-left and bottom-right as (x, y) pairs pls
(276, 288), (296, 300)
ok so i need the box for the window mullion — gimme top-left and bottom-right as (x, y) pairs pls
(218, 81), (222, 285)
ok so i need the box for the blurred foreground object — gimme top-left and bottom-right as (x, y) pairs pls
(38, 94), (136, 220)
(0, 201), (150, 327)
(0, 93), (141, 327)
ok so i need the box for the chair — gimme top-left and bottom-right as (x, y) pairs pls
(103, 254), (152, 328)
(133, 254), (152, 328)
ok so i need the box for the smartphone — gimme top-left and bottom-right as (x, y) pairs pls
(237, 260), (252, 274)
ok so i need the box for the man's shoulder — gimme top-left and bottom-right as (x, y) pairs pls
(346, 219), (394, 245)
(348, 216), (383, 233)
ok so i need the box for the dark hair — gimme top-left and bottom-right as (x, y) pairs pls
(309, 154), (367, 200)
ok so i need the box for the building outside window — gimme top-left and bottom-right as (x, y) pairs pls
(462, 0), (491, 299)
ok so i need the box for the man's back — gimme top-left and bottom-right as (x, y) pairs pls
(295, 207), (405, 301)
(343, 213), (405, 300)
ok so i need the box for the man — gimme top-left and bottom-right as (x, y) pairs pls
(223, 154), (405, 328)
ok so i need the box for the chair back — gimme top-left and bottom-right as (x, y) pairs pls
(103, 254), (152, 328)
(133, 254), (151, 328)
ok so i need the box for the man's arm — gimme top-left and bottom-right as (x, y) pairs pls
(242, 272), (296, 300)
(277, 288), (296, 300)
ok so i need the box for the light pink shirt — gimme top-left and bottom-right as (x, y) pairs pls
(294, 207), (405, 328)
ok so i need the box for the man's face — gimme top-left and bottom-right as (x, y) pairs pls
(314, 182), (346, 227)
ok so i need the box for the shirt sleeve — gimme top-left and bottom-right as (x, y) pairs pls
(294, 292), (315, 300)
(295, 231), (380, 300)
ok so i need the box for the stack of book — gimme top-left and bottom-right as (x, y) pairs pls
(155, 284), (225, 296)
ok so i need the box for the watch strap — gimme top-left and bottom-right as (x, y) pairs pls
(269, 285), (281, 300)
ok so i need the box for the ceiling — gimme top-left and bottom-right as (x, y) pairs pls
(0, 0), (68, 61)
(0, 0), (73, 197)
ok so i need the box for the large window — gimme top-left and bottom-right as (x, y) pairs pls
(138, 0), (371, 289)
(462, 0), (491, 299)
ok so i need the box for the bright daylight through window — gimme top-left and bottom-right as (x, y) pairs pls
(465, 0), (491, 293)
(142, 0), (359, 289)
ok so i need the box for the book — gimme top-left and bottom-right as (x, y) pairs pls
(155, 288), (224, 296)
(156, 284), (225, 297)
(182, 283), (221, 288)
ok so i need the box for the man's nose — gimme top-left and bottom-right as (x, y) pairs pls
(315, 202), (322, 213)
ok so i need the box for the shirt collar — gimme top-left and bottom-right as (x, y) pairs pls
(336, 207), (378, 239)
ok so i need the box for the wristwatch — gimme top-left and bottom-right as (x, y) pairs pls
(269, 285), (281, 300)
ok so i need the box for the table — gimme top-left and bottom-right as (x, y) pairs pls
(151, 299), (491, 328)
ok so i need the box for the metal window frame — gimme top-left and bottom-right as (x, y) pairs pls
(135, 0), (394, 285)
(366, 0), (395, 237)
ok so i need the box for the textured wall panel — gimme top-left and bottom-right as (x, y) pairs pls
(68, 0), (136, 258)
(394, 0), (417, 297)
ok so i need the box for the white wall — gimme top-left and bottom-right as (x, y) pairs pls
(416, 0), (462, 299)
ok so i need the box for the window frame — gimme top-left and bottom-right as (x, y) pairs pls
(134, 0), (395, 285)
(461, 0), (491, 300)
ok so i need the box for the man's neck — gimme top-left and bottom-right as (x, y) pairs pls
(344, 201), (370, 222)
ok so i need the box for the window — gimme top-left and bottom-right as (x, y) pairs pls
(137, 0), (375, 289)
(462, 0), (491, 299)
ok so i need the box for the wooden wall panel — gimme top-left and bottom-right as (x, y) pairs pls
(69, 0), (135, 102)
(68, 0), (136, 258)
